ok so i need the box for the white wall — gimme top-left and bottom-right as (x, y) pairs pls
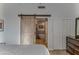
(0, 3), (78, 50)
(0, 4), (4, 43)
(2, 4), (54, 50)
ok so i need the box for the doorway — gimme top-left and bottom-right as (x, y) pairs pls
(35, 18), (48, 47)
(20, 15), (48, 47)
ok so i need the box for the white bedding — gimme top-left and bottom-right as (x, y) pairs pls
(0, 44), (49, 55)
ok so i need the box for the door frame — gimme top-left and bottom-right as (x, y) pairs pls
(19, 14), (50, 45)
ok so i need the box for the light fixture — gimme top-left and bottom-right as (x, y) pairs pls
(38, 3), (46, 9)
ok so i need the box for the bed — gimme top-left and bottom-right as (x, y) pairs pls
(0, 44), (49, 55)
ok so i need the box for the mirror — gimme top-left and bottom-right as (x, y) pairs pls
(75, 18), (79, 38)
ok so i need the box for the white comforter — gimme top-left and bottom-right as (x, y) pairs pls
(0, 44), (49, 55)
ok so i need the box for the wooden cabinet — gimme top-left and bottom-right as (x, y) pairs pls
(66, 36), (79, 55)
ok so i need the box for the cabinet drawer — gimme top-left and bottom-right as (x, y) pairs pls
(74, 50), (79, 55)
(68, 39), (79, 46)
(67, 46), (74, 54)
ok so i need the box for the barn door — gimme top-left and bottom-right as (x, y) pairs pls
(21, 16), (36, 45)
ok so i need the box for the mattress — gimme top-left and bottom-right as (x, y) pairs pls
(0, 44), (49, 55)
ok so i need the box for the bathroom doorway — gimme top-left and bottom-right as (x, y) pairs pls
(35, 17), (48, 47)
(19, 15), (49, 47)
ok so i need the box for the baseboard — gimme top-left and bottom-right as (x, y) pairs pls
(48, 48), (54, 51)
(53, 49), (66, 51)
(48, 49), (54, 51)
(48, 49), (66, 51)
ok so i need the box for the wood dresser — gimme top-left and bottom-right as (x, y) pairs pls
(66, 36), (79, 55)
